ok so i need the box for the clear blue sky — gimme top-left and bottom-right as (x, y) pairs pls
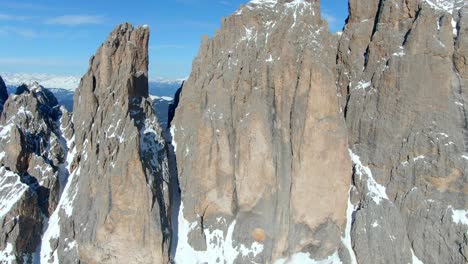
(0, 0), (348, 80)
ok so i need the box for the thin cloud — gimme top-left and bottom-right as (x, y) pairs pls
(45, 15), (105, 26)
(0, 13), (32, 21)
(0, 26), (37, 38)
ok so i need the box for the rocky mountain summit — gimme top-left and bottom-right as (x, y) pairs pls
(0, 0), (467, 263)
(171, 0), (351, 263)
(0, 82), (73, 262)
(0, 23), (170, 263)
(171, 0), (468, 263)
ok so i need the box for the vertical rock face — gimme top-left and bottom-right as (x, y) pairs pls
(39, 23), (171, 263)
(171, 0), (468, 263)
(171, 0), (352, 263)
(0, 83), (73, 262)
(337, 0), (468, 263)
(0, 76), (7, 114)
(0, 1), (466, 263)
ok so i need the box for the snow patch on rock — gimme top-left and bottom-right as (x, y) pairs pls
(342, 188), (358, 264)
(274, 251), (342, 264)
(349, 149), (389, 205)
(354, 81), (371, 90)
(170, 126), (178, 152)
(0, 168), (29, 219)
(411, 249), (424, 264)
(0, 243), (15, 263)
(174, 202), (264, 263)
(449, 206), (468, 226)
(40, 139), (78, 263)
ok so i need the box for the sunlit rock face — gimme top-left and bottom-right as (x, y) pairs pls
(172, 0), (468, 263)
(171, 1), (352, 263)
(0, 0), (467, 263)
(38, 23), (171, 264)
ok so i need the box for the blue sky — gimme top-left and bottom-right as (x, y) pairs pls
(0, 0), (348, 80)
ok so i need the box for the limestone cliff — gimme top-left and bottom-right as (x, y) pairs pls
(170, 0), (467, 263)
(337, 0), (468, 263)
(171, 1), (352, 263)
(38, 23), (171, 264)
(0, 0), (467, 263)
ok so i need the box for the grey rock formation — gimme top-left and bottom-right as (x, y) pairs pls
(0, 76), (7, 114)
(171, 1), (352, 263)
(38, 23), (171, 264)
(170, 0), (468, 263)
(0, 82), (73, 262)
(0, 0), (467, 263)
(337, 0), (468, 263)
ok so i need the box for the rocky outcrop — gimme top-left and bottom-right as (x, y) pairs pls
(337, 0), (468, 263)
(0, 0), (467, 263)
(0, 82), (73, 262)
(171, 1), (352, 263)
(38, 23), (171, 263)
(0, 76), (7, 114)
(170, 0), (468, 263)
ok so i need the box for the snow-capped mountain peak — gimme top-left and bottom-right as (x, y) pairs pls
(1, 72), (186, 91)
(1, 72), (81, 91)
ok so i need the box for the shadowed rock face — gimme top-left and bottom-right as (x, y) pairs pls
(0, 76), (7, 114)
(39, 23), (171, 264)
(0, 82), (73, 262)
(0, 1), (467, 263)
(171, 1), (351, 263)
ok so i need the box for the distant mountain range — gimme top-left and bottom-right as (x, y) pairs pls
(1, 72), (183, 93)
(1, 73), (81, 90)
(3, 72), (182, 128)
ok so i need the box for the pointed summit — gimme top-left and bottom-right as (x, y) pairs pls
(40, 23), (171, 263)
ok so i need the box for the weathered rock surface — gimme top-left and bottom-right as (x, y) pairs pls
(38, 23), (171, 264)
(337, 0), (468, 263)
(0, 0), (467, 263)
(170, 0), (468, 263)
(0, 82), (73, 263)
(171, 1), (352, 263)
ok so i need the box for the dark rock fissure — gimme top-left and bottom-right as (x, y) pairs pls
(167, 83), (183, 261)
(0, 0), (467, 263)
